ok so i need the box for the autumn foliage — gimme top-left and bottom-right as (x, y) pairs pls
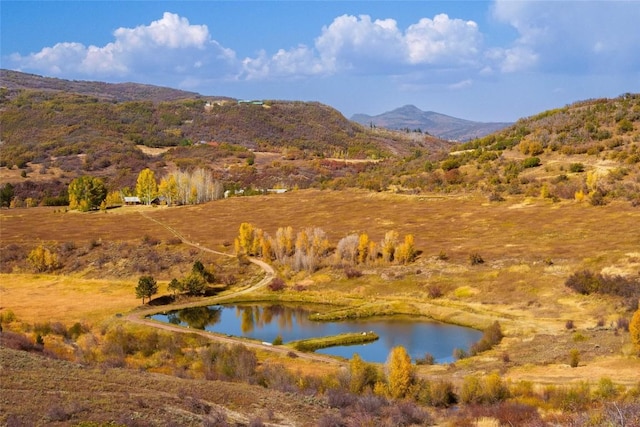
(234, 223), (418, 274)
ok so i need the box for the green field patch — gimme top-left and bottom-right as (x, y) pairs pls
(287, 331), (379, 352)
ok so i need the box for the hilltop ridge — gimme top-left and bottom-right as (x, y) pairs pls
(351, 104), (512, 141)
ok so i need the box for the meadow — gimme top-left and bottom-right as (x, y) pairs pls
(2, 188), (640, 425)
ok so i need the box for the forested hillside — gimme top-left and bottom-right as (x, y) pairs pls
(349, 94), (640, 205)
(1, 70), (638, 207)
(1, 71), (451, 204)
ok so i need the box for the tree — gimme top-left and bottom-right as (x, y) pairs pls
(68, 176), (107, 211)
(135, 275), (158, 304)
(395, 234), (416, 264)
(0, 183), (14, 207)
(135, 168), (158, 205)
(192, 260), (214, 283)
(386, 346), (415, 399)
(349, 353), (379, 394)
(235, 223), (256, 255)
(182, 272), (206, 296)
(357, 233), (370, 264)
(631, 308), (640, 355)
(158, 174), (178, 206)
(381, 230), (399, 263)
(168, 278), (183, 297)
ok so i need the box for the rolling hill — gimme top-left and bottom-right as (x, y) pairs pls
(351, 104), (512, 141)
(1, 69), (638, 207)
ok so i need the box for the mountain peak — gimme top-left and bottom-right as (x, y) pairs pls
(351, 105), (512, 141)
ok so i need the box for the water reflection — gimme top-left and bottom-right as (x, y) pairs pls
(150, 303), (482, 364)
(167, 306), (222, 330)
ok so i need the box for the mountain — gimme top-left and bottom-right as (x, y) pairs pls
(351, 105), (512, 141)
(0, 69), (213, 102)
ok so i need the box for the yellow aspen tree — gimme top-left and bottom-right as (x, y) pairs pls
(260, 232), (274, 261)
(631, 308), (640, 355)
(158, 174), (178, 206)
(381, 230), (399, 263)
(368, 241), (378, 263)
(135, 168), (157, 205)
(357, 233), (369, 264)
(276, 226), (294, 257)
(236, 223), (255, 255)
(295, 228), (310, 255)
(252, 228), (264, 256)
(396, 234), (416, 264)
(27, 245), (59, 272)
(349, 353), (378, 394)
(586, 170), (599, 195)
(311, 228), (330, 257)
(387, 346), (415, 399)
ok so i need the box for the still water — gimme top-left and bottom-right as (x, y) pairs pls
(150, 304), (482, 364)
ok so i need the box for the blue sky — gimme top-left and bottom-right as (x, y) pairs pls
(2, 1), (639, 122)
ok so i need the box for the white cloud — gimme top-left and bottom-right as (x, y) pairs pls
(311, 14), (482, 72)
(237, 13), (484, 83)
(405, 14), (481, 65)
(8, 12), (237, 84)
(491, 0), (640, 73)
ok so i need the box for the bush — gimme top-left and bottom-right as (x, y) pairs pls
(631, 309), (640, 354)
(565, 270), (640, 309)
(522, 157), (541, 168)
(469, 321), (503, 356)
(415, 353), (435, 365)
(428, 380), (457, 407)
(268, 277), (286, 291)
(565, 319), (575, 330)
(469, 252), (484, 265)
(453, 348), (468, 360)
(570, 162), (585, 172)
(569, 349), (580, 367)
(344, 266), (362, 279)
(427, 285), (443, 299)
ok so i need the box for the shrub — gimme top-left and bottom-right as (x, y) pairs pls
(566, 270), (640, 309)
(569, 349), (580, 367)
(428, 380), (457, 407)
(427, 285), (443, 299)
(415, 353), (435, 365)
(570, 162), (585, 173)
(268, 277), (286, 291)
(344, 266), (362, 279)
(272, 335), (283, 345)
(565, 319), (575, 330)
(27, 245), (61, 272)
(453, 348), (468, 360)
(469, 252), (484, 265)
(522, 157), (541, 168)
(470, 321), (503, 356)
(617, 316), (630, 331)
(631, 309), (640, 354)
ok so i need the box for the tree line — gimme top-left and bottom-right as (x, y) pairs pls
(234, 222), (417, 273)
(66, 167), (223, 211)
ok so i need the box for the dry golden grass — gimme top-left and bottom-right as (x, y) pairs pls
(2, 188), (639, 387)
(0, 273), (142, 325)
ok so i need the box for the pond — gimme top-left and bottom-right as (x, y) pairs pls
(149, 303), (483, 364)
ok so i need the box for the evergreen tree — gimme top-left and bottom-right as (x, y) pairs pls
(135, 276), (158, 304)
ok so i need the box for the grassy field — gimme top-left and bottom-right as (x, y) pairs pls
(1, 188), (640, 423)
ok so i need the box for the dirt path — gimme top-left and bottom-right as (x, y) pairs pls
(128, 211), (342, 366)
